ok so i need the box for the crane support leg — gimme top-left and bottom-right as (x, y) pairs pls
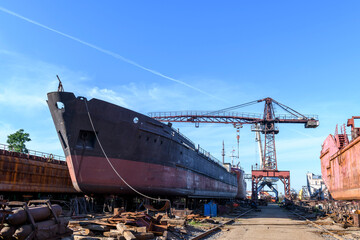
(251, 175), (263, 200)
(279, 175), (291, 199)
(251, 169), (290, 200)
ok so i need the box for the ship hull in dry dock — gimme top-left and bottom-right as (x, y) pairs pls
(320, 121), (360, 200)
(67, 155), (237, 197)
(47, 91), (240, 198)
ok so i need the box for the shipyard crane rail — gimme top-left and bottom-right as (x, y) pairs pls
(149, 97), (319, 199)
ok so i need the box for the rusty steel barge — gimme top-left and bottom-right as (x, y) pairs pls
(0, 144), (75, 198)
(47, 91), (245, 198)
(320, 116), (360, 200)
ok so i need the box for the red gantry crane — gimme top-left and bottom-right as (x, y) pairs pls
(149, 97), (319, 199)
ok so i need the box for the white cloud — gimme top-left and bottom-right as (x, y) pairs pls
(0, 85), (47, 110)
(0, 52), (60, 112)
(88, 87), (128, 107)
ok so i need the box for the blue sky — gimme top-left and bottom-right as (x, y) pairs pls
(1, 1), (360, 192)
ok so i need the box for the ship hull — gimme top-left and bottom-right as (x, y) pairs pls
(47, 92), (240, 198)
(320, 134), (360, 200)
(67, 155), (237, 197)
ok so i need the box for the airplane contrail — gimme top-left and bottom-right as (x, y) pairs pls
(0, 6), (225, 101)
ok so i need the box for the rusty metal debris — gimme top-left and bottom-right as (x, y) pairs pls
(0, 200), (71, 240)
(66, 202), (253, 240)
(282, 199), (360, 239)
(290, 199), (360, 226)
(69, 211), (170, 239)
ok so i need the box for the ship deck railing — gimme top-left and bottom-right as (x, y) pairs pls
(172, 128), (226, 169)
(0, 143), (66, 162)
(197, 145), (225, 167)
(173, 128), (224, 166)
(177, 132), (225, 168)
(174, 128), (196, 148)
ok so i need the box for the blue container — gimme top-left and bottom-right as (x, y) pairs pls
(204, 203), (211, 216)
(204, 201), (217, 217)
(210, 202), (217, 217)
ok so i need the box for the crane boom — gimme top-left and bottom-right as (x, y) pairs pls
(149, 111), (318, 126)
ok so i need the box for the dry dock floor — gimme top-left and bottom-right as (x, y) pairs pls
(216, 203), (326, 240)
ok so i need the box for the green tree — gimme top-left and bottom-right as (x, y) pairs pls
(7, 129), (31, 153)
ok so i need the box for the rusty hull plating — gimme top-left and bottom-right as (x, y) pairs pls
(0, 147), (75, 193)
(320, 116), (360, 200)
(47, 91), (242, 198)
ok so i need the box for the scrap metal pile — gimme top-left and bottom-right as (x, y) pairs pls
(0, 198), (251, 240)
(0, 200), (71, 240)
(321, 200), (360, 225)
(281, 200), (360, 239)
(67, 202), (251, 240)
(289, 200), (360, 226)
(68, 210), (188, 240)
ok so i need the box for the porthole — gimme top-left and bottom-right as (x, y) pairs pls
(154, 139), (157, 143)
(146, 137), (149, 141)
(56, 102), (65, 110)
(133, 117), (139, 124)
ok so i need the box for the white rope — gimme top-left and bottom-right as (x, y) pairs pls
(83, 99), (170, 205)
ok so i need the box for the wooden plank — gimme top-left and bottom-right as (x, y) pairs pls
(123, 230), (137, 240)
(133, 232), (155, 240)
(116, 223), (128, 234)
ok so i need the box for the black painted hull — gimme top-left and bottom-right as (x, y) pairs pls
(47, 91), (242, 198)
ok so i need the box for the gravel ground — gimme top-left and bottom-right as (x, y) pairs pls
(212, 204), (328, 240)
